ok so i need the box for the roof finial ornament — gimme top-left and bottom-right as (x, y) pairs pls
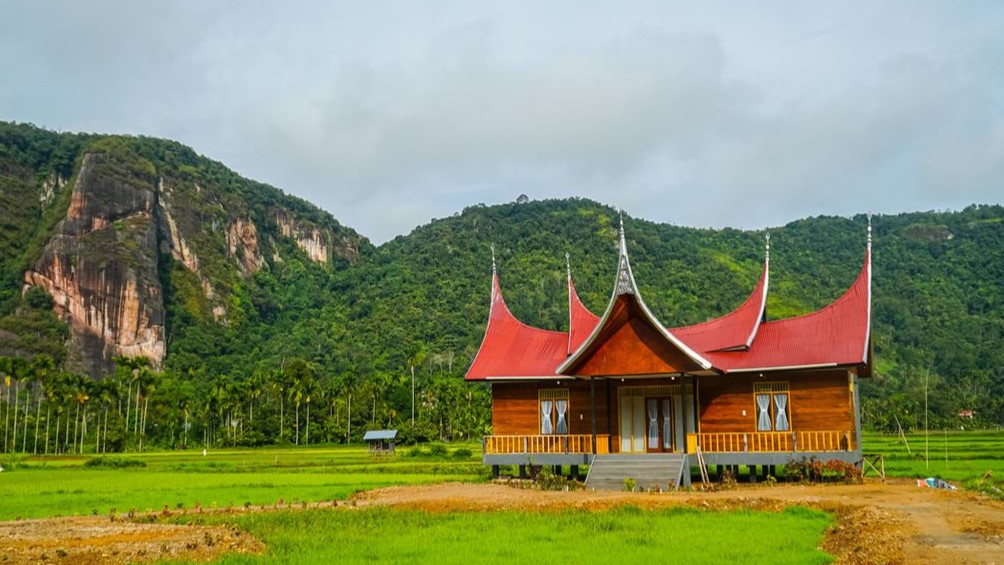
(565, 252), (571, 279)
(491, 244), (496, 274)
(867, 212), (873, 248)
(765, 232), (771, 261)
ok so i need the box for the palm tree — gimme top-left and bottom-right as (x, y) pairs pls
(8, 357), (30, 452)
(31, 356), (55, 454)
(284, 358), (314, 446)
(246, 372), (265, 424)
(268, 369), (285, 443)
(112, 356), (150, 449)
(1, 357), (12, 452)
(136, 367), (159, 451)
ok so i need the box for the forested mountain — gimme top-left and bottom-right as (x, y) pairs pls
(1, 121), (1002, 453)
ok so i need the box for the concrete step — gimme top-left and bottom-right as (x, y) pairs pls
(585, 453), (688, 491)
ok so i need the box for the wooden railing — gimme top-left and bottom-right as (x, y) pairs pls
(686, 430), (853, 453)
(483, 434), (610, 455)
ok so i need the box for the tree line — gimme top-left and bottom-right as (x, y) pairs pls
(0, 354), (489, 454)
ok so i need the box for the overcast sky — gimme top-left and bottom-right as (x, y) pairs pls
(2, 1), (1002, 243)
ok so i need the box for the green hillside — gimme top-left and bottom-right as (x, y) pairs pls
(1, 122), (1002, 453)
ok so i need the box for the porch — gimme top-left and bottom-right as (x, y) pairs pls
(483, 430), (853, 457)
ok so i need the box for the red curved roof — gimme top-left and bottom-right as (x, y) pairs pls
(704, 248), (871, 372)
(465, 272), (570, 381)
(568, 274), (600, 354)
(671, 262), (768, 353)
(465, 245), (871, 380)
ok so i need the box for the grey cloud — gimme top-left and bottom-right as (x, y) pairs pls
(2, 1), (1002, 243)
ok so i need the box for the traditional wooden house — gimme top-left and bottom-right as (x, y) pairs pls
(466, 219), (872, 489)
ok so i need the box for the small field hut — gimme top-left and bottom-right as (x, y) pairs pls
(363, 430), (398, 455)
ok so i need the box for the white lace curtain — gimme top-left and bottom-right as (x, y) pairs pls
(555, 400), (568, 434)
(540, 400), (554, 434)
(756, 394), (772, 431)
(774, 394), (789, 431)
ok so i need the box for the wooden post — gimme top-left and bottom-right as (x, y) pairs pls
(590, 377), (597, 454)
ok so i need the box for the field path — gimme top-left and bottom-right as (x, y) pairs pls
(358, 479), (1004, 564)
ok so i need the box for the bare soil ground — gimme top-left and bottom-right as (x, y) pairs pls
(1, 479), (1001, 564)
(0, 515), (264, 564)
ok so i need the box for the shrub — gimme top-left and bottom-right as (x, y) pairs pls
(84, 456), (147, 469)
(428, 444), (449, 458)
(451, 448), (473, 459)
(623, 478), (637, 492)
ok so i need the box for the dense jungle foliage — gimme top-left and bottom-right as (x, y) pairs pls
(1, 122), (1002, 454)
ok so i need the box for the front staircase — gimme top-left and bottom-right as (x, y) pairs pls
(585, 453), (689, 491)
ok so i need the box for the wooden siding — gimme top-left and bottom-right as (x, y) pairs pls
(576, 317), (696, 376)
(698, 370), (853, 433)
(491, 381), (609, 436)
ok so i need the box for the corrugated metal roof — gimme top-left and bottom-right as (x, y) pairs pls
(672, 262), (768, 353)
(464, 272), (569, 381)
(465, 244), (871, 380)
(363, 430), (398, 441)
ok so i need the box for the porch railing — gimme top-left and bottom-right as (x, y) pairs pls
(686, 430), (853, 453)
(483, 434), (610, 455)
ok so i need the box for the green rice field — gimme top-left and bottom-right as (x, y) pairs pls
(0, 444), (486, 520)
(171, 505), (834, 565)
(1, 431), (1001, 564)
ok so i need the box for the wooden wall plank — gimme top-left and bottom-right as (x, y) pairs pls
(698, 370), (853, 433)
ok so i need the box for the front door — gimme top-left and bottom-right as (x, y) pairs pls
(646, 397), (674, 452)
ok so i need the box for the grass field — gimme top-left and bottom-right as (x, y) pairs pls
(861, 430), (1004, 497)
(1, 432), (1001, 564)
(2, 431), (1002, 520)
(171, 505), (834, 565)
(0, 444), (487, 520)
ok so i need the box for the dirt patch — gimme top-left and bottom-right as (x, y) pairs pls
(0, 515), (263, 564)
(357, 479), (1004, 564)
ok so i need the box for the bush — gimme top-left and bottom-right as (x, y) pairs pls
(428, 444), (448, 458)
(784, 457), (861, 484)
(84, 456), (147, 469)
(451, 448), (473, 459)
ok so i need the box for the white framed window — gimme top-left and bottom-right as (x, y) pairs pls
(754, 382), (790, 432)
(539, 389), (569, 435)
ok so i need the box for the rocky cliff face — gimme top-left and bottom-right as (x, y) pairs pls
(24, 153), (166, 376)
(18, 144), (366, 377)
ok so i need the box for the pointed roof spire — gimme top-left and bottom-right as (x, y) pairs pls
(765, 232), (771, 262)
(491, 244), (497, 275)
(867, 212), (873, 249)
(565, 252), (571, 280)
(615, 212), (636, 296)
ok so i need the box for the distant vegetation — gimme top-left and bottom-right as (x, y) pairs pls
(1, 122), (1003, 455)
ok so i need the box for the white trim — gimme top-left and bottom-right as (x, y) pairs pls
(485, 376), (577, 381)
(862, 246), (872, 364)
(465, 271), (502, 380)
(727, 363), (838, 374)
(745, 258), (770, 348)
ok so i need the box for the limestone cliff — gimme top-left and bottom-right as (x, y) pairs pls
(3, 124), (370, 378)
(24, 153), (166, 376)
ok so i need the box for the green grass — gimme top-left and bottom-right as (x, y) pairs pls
(862, 429), (1004, 499)
(0, 444), (487, 520)
(172, 505), (833, 565)
(862, 430), (1004, 482)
